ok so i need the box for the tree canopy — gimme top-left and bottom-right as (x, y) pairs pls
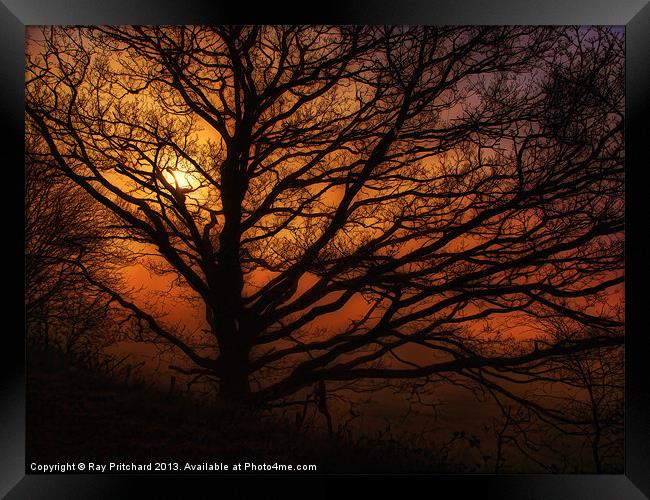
(25, 25), (624, 427)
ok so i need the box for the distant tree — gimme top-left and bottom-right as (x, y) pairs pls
(25, 132), (124, 358)
(480, 323), (624, 473)
(25, 25), (624, 421)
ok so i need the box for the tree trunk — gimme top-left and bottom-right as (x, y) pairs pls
(219, 340), (251, 402)
(207, 304), (251, 402)
(211, 151), (249, 402)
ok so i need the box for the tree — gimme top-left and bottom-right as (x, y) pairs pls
(25, 132), (125, 358)
(479, 320), (624, 472)
(25, 25), (624, 418)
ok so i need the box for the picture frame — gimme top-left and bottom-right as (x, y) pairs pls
(2, 1), (648, 497)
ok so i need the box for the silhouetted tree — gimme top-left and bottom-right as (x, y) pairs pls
(25, 24), (624, 427)
(479, 319), (624, 473)
(25, 133), (125, 358)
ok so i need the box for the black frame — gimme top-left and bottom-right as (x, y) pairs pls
(2, 1), (649, 497)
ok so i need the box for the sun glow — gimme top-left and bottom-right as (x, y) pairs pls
(163, 167), (199, 192)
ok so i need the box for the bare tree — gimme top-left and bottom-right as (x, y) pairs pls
(25, 24), (624, 425)
(495, 324), (624, 473)
(26, 134), (115, 354)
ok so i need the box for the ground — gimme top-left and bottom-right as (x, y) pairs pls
(26, 347), (471, 474)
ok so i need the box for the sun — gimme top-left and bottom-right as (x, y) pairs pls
(163, 167), (198, 192)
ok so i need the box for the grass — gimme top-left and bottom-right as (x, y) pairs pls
(27, 346), (472, 473)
